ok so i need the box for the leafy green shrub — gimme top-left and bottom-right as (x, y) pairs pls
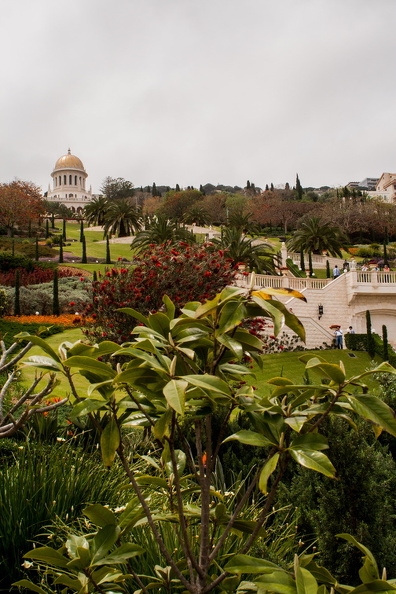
(2, 277), (91, 316)
(0, 319), (63, 347)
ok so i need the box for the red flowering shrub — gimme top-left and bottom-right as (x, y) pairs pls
(81, 243), (237, 343)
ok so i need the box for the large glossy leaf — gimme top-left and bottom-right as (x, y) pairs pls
(347, 580), (396, 594)
(66, 546), (92, 570)
(153, 409), (172, 439)
(194, 294), (221, 318)
(70, 399), (105, 418)
(259, 453), (280, 494)
(91, 524), (120, 564)
(64, 356), (116, 379)
(223, 430), (277, 448)
(255, 571), (297, 594)
(24, 546), (69, 568)
(12, 580), (47, 593)
(217, 301), (247, 334)
(337, 534), (379, 582)
(250, 295), (284, 336)
(295, 564), (318, 594)
(289, 448), (336, 478)
(233, 328), (264, 351)
(92, 543), (145, 565)
(346, 395), (396, 437)
(252, 288), (306, 302)
(14, 333), (61, 362)
(290, 434), (329, 451)
(114, 348), (169, 373)
(217, 333), (244, 360)
(183, 374), (231, 396)
(305, 360), (345, 384)
(23, 356), (63, 372)
(148, 312), (171, 337)
(100, 419), (120, 468)
(84, 504), (117, 527)
(224, 554), (281, 574)
(116, 307), (148, 325)
(163, 379), (187, 415)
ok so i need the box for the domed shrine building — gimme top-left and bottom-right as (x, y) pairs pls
(46, 149), (93, 213)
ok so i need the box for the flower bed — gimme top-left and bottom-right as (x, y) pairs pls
(3, 314), (82, 327)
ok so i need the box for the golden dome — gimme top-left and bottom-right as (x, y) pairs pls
(53, 149), (85, 171)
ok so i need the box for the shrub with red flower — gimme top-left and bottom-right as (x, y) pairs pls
(0, 266), (78, 287)
(81, 243), (237, 343)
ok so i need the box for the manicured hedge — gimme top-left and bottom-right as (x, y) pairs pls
(345, 332), (396, 367)
(0, 320), (63, 348)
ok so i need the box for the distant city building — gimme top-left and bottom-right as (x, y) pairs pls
(47, 149), (93, 213)
(347, 177), (378, 192)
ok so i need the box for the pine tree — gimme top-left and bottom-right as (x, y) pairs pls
(80, 219), (84, 242)
(326, 259), (331, 279)
(295, 174), (304, 200)
(246, 180), (251, 190)
(106, 236), (111, 264)
(175, 184), (180, 192)
(270, 183), (274, 191)
(62, 219), (67, 241)
(81, 235), (87, 264)
(92, 270), (98, 282)
(152, 182), (157, 197)
(59, 239), (64, 264)
(265, 184), (269, 191)
(366, 310), (376, 358)
(45, 219), (50, 239)
(382, 325), (389, 361)
(14, 269), (20, 316)
(52, 269), (60, 316)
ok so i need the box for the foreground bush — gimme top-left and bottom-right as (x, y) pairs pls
(82, 242), (237, 343)
(16, 287), (396, 593)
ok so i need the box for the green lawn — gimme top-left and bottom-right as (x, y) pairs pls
(19, 327), (92, 399)
(251, 349), (383, 396)
(19, 324), (383, 401)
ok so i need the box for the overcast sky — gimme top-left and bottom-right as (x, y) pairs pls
(1, 0), (395, 194)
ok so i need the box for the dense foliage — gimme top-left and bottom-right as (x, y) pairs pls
(82, 243), (237, 342)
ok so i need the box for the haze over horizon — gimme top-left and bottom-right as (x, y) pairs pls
(1, 0), (395, 194)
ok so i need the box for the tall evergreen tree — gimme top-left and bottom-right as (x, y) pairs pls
(81, 235), (87, 264)
(45, 219), (50, 239)
(366, 310), (375, 358)
(14, 269), (20, 316)
(326, 259), (331, 279)
(59, 239), (64, 264)
(152, 182), (157, 197)
(52, 269), (60, 316)
(106, 236), (111, 264)
(265, 184), (269, 191)
(175, 184), (180, 192)
(300, 251), (305, 273)
(295, 174), (304, 200)
(62, 219), (67, 241)
(382, 325), (389, 361)
(80, 219), (84, 242)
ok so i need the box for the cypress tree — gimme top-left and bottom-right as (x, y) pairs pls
(106, 236), (111, 264)
(51, 213), (55, 229)
(265, 184), (269, 191)
(382, 324), (389, 361)
(93, 270), (98, 282)
(14, 269), (20, 316)
(326, 259), (331, 279)
(270, 183), (274, 191)
(35, 237), (39, 261)
(45, 219), (49, 239)
(62, 219), (67, 241)
(295, 174), (304, 200)
(308, 252), (313, 277)
(59, 239), (64, 264)
(300, 251), (305, 273)
(80, 219), (84, 242)
(52, 269), (60, 316)
(152, 182), (157, 197)
(81, 235), (87, 264)
(366, 310), (376, 358)
(175, 184), (180, 192)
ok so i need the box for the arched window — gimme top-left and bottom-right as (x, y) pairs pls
(64, 175), (67, 184)
(69, 175), (72, 185)
(79, 176), (82, 186)
(75, 175), (77, 185)
(69, 194), (73, 198)
(59, 176), (61, 186)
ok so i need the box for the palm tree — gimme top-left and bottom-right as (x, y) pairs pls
(131, 215), (196, 252)
(103, 199), (141, 238)
(210, 227), (278, 274)
(84, 196), (109, 227)
(287, 216), (348, 257)
(182, 206), (211, 227)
